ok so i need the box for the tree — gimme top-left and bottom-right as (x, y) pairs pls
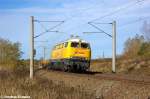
(141, 20), (150, 42)
(138, 21), (150, 57)
(138, 42), (150, 57)
(0, 37), (22, 69)
(123, 34), (144, 58)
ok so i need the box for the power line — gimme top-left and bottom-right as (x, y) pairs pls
(63, 2), (105, 22)
(58, 2), (106, 33)
(36, 20), (48, 31)
(35, 20), (64, 33)
(57, 1), (105, 33)
(119, 16), (150, 28)
(89, 0), (147, 23)
(90, 22), (112, 24)
(87, 22), (112, 37)
(34, 20), (64, 38)
(63, 0), (148, 34)
(34, 20), (64, 23)
(34, 40), (49, 42)
(84, 0), (148, 38)
(83, 32), (105, 34)
(34, 30), (58, 38)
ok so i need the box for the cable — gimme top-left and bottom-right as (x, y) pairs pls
(34, 30), (58, 38)
(34, 20), (64, 38)
(63, 2), (105, 22)
(36, 20), (47, 31)
(34, 40), (49, 42)
(64, 0), (147, 34)
(35, 20), (64, 22)
(46, 21), (64, 32)
(89, 0), (147, 23)
(88, 22), (112, 37)
(53, 2), (106, 34)
(36, 20), (64, 32)
(119, 17), (150, 28)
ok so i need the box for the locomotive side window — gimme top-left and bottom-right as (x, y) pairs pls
(64, 42), (68, 47)
(71, 42), (79, 48)
(62, 43), (65, 48)
(81, 43), (89, 49)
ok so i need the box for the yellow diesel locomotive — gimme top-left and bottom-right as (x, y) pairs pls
(48, 38), (91, 72)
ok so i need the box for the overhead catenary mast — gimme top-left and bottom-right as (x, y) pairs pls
(30, 16), (34, 79)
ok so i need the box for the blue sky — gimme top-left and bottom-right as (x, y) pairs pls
(0, 0), (150, 59)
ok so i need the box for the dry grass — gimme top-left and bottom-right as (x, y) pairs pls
(0, 57), (149, 99)
(0, 69), (150, 99)
(90, 57), (150, 75)
(37, 70), (150, 99)
(0, 70), (94, 99)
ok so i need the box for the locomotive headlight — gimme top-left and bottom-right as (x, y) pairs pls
(85, 58), (89, 60)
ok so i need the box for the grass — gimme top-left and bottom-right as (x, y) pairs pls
(0, 68), (150, 99)
(90, 57), (150, 75)
(1, 57), (150, 99)
(0, 69), (94, 99)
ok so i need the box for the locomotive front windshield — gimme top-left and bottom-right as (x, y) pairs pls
(71, 42), (79, 48)
(71, 42), (90, 49)
(81, 43), (90, 49)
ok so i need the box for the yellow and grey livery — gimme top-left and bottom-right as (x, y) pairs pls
(49, 38), (91, 72)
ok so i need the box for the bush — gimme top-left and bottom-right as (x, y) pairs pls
(138, 42), (150, 57)
(122, 34), (144, 58)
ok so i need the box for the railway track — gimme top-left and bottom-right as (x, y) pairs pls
(36, 68), (150, 85)
(94, 73), (150, 85)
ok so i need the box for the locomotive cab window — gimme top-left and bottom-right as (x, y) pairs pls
(71, 42), (79, 48)
(81, 43), (89, 49)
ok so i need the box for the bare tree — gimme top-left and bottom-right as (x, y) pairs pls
(141, 20), (150, 42)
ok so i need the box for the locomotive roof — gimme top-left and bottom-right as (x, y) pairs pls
(55, 38), (89, 46)
(67, 38), (88, 43)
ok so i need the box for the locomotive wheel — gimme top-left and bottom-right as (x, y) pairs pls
(63, 65), (68, 72)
